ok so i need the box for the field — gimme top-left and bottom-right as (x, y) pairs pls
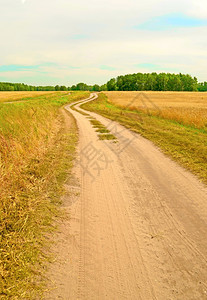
(0, 91), (60, 103)
(0, 91), (89, 298)
(104, 91), (207, 129)
(81, 92), (207, 183)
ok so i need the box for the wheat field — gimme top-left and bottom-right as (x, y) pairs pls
(0, 91), (60, 102)
(104, 91), (207, 129)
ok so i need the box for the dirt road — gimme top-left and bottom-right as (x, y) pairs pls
(46, 93), (207, 300)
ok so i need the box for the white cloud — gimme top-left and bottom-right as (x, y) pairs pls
(187, 0), (207, 19)
(0, 0), (206, 84)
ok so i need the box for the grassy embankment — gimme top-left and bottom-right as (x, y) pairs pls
(0, 91), (89, 299)
(81, 92), (207, 183)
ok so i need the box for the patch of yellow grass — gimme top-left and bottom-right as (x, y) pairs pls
(0, 91), (67, 102)
(0, 91), (89, 298)
(104, 91), (207, 128)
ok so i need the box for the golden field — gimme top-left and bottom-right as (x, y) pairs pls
(104, 91), (207, 129)
(0, 91), (62, 102)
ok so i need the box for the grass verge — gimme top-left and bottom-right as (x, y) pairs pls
(81, 93), (207, 184)
(0, 91), (89, 299)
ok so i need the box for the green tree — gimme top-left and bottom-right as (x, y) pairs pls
(93, 84), (100, 92)
(60, 86), (67, 91)
(107, 78), (117, 91)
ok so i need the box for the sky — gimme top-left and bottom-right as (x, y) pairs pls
(0, 0), (207, 86)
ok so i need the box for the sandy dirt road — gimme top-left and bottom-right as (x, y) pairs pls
(46, 93), (207, 300)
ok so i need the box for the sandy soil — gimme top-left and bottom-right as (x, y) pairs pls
(45, 93), (207, 300)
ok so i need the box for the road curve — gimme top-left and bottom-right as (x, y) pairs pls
(46, 93), (207, 300)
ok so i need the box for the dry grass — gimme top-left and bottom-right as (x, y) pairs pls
(0, 91), (89, 299)
(0, 91), (63, 103)
(104, 91), (207, 129)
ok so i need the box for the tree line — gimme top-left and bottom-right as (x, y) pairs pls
(65, 73), (207, 92)
(197, 82), (207, 92)
(0, 82), (70, 91)
(0, 73), (207, 92)
(70, 82), (107, 91)
(0, 81), (105, 92)
(106, 73), (199, 92)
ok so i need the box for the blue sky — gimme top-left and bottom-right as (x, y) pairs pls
(136, 13), (207, 31)
(0, 0), (207, 85)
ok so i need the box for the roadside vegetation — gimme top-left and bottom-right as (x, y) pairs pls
(0, 91), (89, 299)
(81, 92), (207, 183)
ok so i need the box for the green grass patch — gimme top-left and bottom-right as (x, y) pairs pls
(0, 91), (88, 299)
(92, 124), (106, 129)
(81, 93), (207, 184)
(87, 111), (117, 139)
(90, 119), (103, 126)
(90, 119), (108, 130)
(96, 128), (110, 133)
(98, 133), (117, 140)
